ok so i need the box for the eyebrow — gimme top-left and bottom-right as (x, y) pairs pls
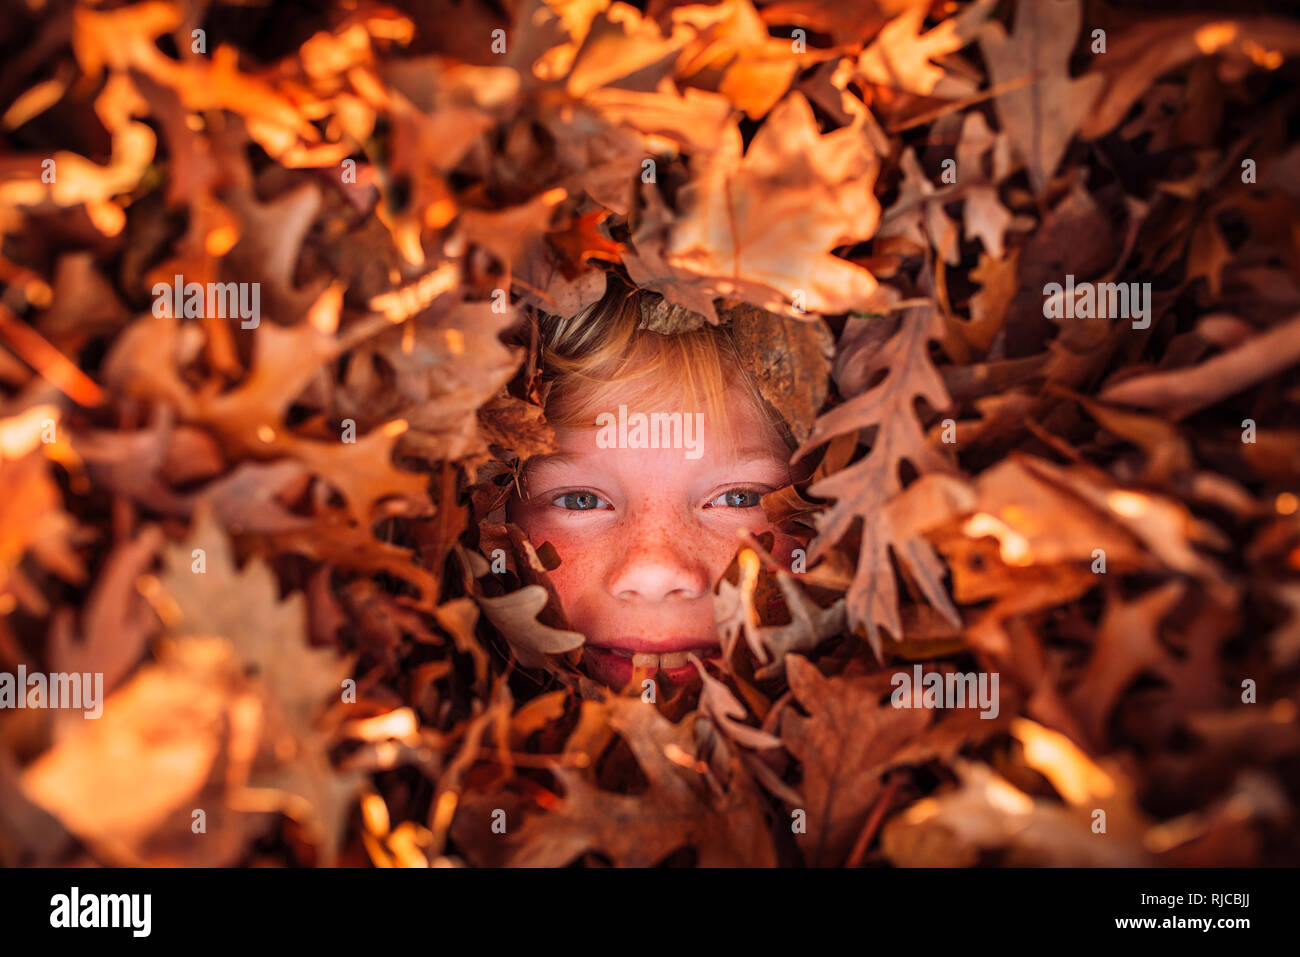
(730, 448), (790, 462)
(526, 448), (787, 469)
(517, 448), (791, 500)
(522, 452), (580, 470)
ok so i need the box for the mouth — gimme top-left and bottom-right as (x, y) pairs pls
(582, 640), (720, 689)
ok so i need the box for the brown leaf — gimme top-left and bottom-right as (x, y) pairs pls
(796, 304), (956, 650)
(20, 635), (266, 866)
(1099, 311), (1300, 418)
(1068, 582), (1185, 747)
(856, 0), (994, 98)
(883, 755), (1148, 867)
(979, 0), (1106, 195)
(780, 655), (934, 865)
(725, 301), (833, 443)
(474, 583), (586, 669)
(627, 91), (880, 319)
(506, 697), (777, 866)
(1079, 15), (1300, 140)
(160, 506), (354, 736)
(49, 526), (163, 699)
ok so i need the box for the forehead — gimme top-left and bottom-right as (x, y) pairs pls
(557, 376), (783, 441)
(560, 386), (784, 456)
(524, 396), (791, 487)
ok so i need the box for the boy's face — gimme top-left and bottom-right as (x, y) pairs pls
(507, 381), (801, 690)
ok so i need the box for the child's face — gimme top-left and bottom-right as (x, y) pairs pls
(507, 380), (801, 690)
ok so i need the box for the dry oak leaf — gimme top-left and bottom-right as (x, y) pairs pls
(282, 422), (431, 525)
(1068, 581), (1185, 748)
(474, 586), (585, 670)
(1099, 311), (1300, 420)
(108, 288), (430, 523)
(752, 576), (847, 681)
(1019, 456), (1230, 593)
(74, 413), (311, 534)
(546, 209), (626, 279)
(341, 300), (527, 473)
(461, 530), (587, 674)
(725, 301), (833, 444)
(1078, 15), (1300, 140)
(979, 0), (1106, 196)
(856, 0), (994, 98)
(711, 545), (847, 677)
(476, 391), (558, 462)
(159, 506), (354, 737)
(221, 182), (331, 323)
(756, 0), (907, 47)
(0, 448), (85, 613)
(458, 188), (568, 272)
(159, 508), (362, 864)
(36, 252), (130, 341)
(638, 290), (710, 334)
(962, 249), (1019, 353)
(882, 756), (1148, 867)
(73, 2), (326, 166)
(109, 289), (339, 447)
(630, 91), (880, 320)
(949, 456), (1147, 581)
(506, 697), (777, 866)
(248, 736), (368, 869)
(273, 519), (441, 612)
(19, 635), (266, 866)
(384, 302), (526, 454)
(693, 658), (784, 752)
(876, 147), (960, 265)
(671, 0), (809, 119)
(0, 72), (155, 235)
(952, 113), (1025, 262)
(381, 55), (517, 166)
(780, 654), (933, 866)
(581, 81), (738, 160)
(560, 1), (690, 97)
(796, 304), (957, 652)
(48, 526), (164, 703)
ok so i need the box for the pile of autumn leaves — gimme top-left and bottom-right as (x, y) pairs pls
(0, 0), (1298, 867)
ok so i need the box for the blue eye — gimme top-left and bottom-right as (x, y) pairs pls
(554, 490), (609, 511)
(708, 489), (763, 508)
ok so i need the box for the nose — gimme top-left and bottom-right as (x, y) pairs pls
(605, 507), (711, 603)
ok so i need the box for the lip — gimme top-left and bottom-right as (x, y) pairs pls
(593, 636), (720, 654)
(583, 639), (721, 689)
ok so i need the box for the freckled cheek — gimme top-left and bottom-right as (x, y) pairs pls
(514, 514), (738, 618)
(545, 538), (601, 610)
(509, 509), (792, 631)
(510, 515), (610, 622)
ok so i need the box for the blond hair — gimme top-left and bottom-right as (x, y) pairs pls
(535, 282), (792, 451)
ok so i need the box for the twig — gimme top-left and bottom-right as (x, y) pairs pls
(887, 74), (1034, 134)
(846, 773), (902, 867)
(0, 303), (104, 406)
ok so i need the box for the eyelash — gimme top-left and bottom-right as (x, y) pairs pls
(550, 490), (612, 511)
(704, 488), (765, 509)
(548, 488), (765, 511)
